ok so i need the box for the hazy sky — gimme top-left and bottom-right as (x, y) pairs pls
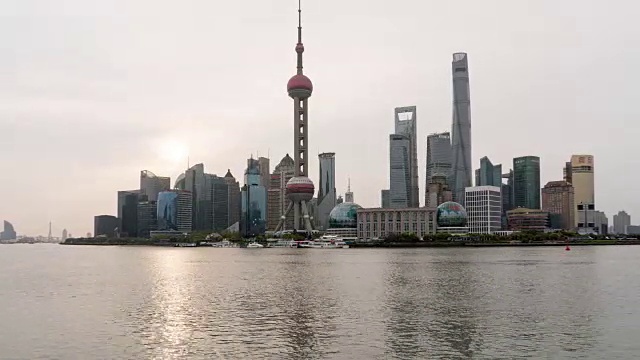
(1, 0), (638, 236)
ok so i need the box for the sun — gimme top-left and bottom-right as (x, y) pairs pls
(157, 139), (189, 164)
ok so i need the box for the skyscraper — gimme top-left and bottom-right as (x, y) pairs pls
(613, 210), (631, 234)
(211, 175), (230, 231)
(257, 157), (270, 202)
(242, 156), (267, 235)
(181, 164), (232, 232)
(450, 52), (472, 204)
(316, 152), (336, 230)
(501, 170), (514, 212)
(274, 2), (316, 234)
(137, 200), (158, 237)
(389, 134), (411, 208)
(140, 170), (170, 202)
(426, 174), (453, 208)
(117, 190), (140, 237)
(569, 155), (595, 228)
(425, 132), (452, 205)
(541, 181), (575, 230)
(394, 106), (419, 207)
(475, 156), (502, 187)
(184, 163), (209, 231)
(513, 156), (541, 209)
(267, 154), (295, 231)
(224, 170), (241, 229)
(157, 190), (193, 232)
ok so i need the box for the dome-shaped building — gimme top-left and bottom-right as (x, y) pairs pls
(436, 201), (469, 234)
(324, 202), (361, 239)
(328, 203), (362, 229)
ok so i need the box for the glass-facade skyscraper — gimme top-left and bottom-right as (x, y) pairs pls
(316, 152), (336, 230)
(425, 132), (452, 205)
(157, 190), (193, 232)
(451, 53), (472, 204)
(117, 190), (140, 237)
(513, 156), (541, 209)
(389, 134), (411, 208)
(475, 156), (502, 187)
(393, 106), (419, 207)
(94, 215), (118, 238)
(241, 157), (267, 236)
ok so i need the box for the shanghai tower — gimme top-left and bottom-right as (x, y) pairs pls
(450, 52), (472, 204)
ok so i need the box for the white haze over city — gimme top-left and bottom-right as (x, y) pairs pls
(0, 0), (638, 236)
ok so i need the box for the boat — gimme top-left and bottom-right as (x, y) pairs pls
(246, 242), (264, 248)
(296, 240), (314, 248)
(174, 242), (197, 247)
(201, 240), (239, 248)
(299, 236), (350, 249)
(267, 239), (298, 248)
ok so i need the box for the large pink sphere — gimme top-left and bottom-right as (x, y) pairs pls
(286, 176), (314, 202)
(287, 74), (313, 99)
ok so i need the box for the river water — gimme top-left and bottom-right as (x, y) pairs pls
(0, 244), (638, 359)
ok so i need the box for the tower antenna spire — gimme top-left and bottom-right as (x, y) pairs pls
(296, 0), (304, 75)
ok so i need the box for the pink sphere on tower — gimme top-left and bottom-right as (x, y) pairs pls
(287, 74), (313, 99)
(286, 176), (315, 203)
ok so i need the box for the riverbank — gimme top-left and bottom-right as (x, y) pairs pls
(61, 237), (640, 248)
(351, 240), (640, 248)
(61, 238), (187, 246)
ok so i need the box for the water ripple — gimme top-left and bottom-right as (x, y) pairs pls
(0, 245), (639, 359)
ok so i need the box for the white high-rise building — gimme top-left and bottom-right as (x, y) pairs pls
(613, 210), (631, 234)
(465, 186), (502, 234)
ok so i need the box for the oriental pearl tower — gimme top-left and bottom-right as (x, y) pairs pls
(274, 0), (315, 235)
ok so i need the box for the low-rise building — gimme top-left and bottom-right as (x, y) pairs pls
(576, 210), (608, 235)
(506, 208), (549, 231)
(357, 207), (437, 241)
(625, 225), (640, 235)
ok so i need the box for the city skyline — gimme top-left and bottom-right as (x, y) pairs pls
(1, 0), (637, 235)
